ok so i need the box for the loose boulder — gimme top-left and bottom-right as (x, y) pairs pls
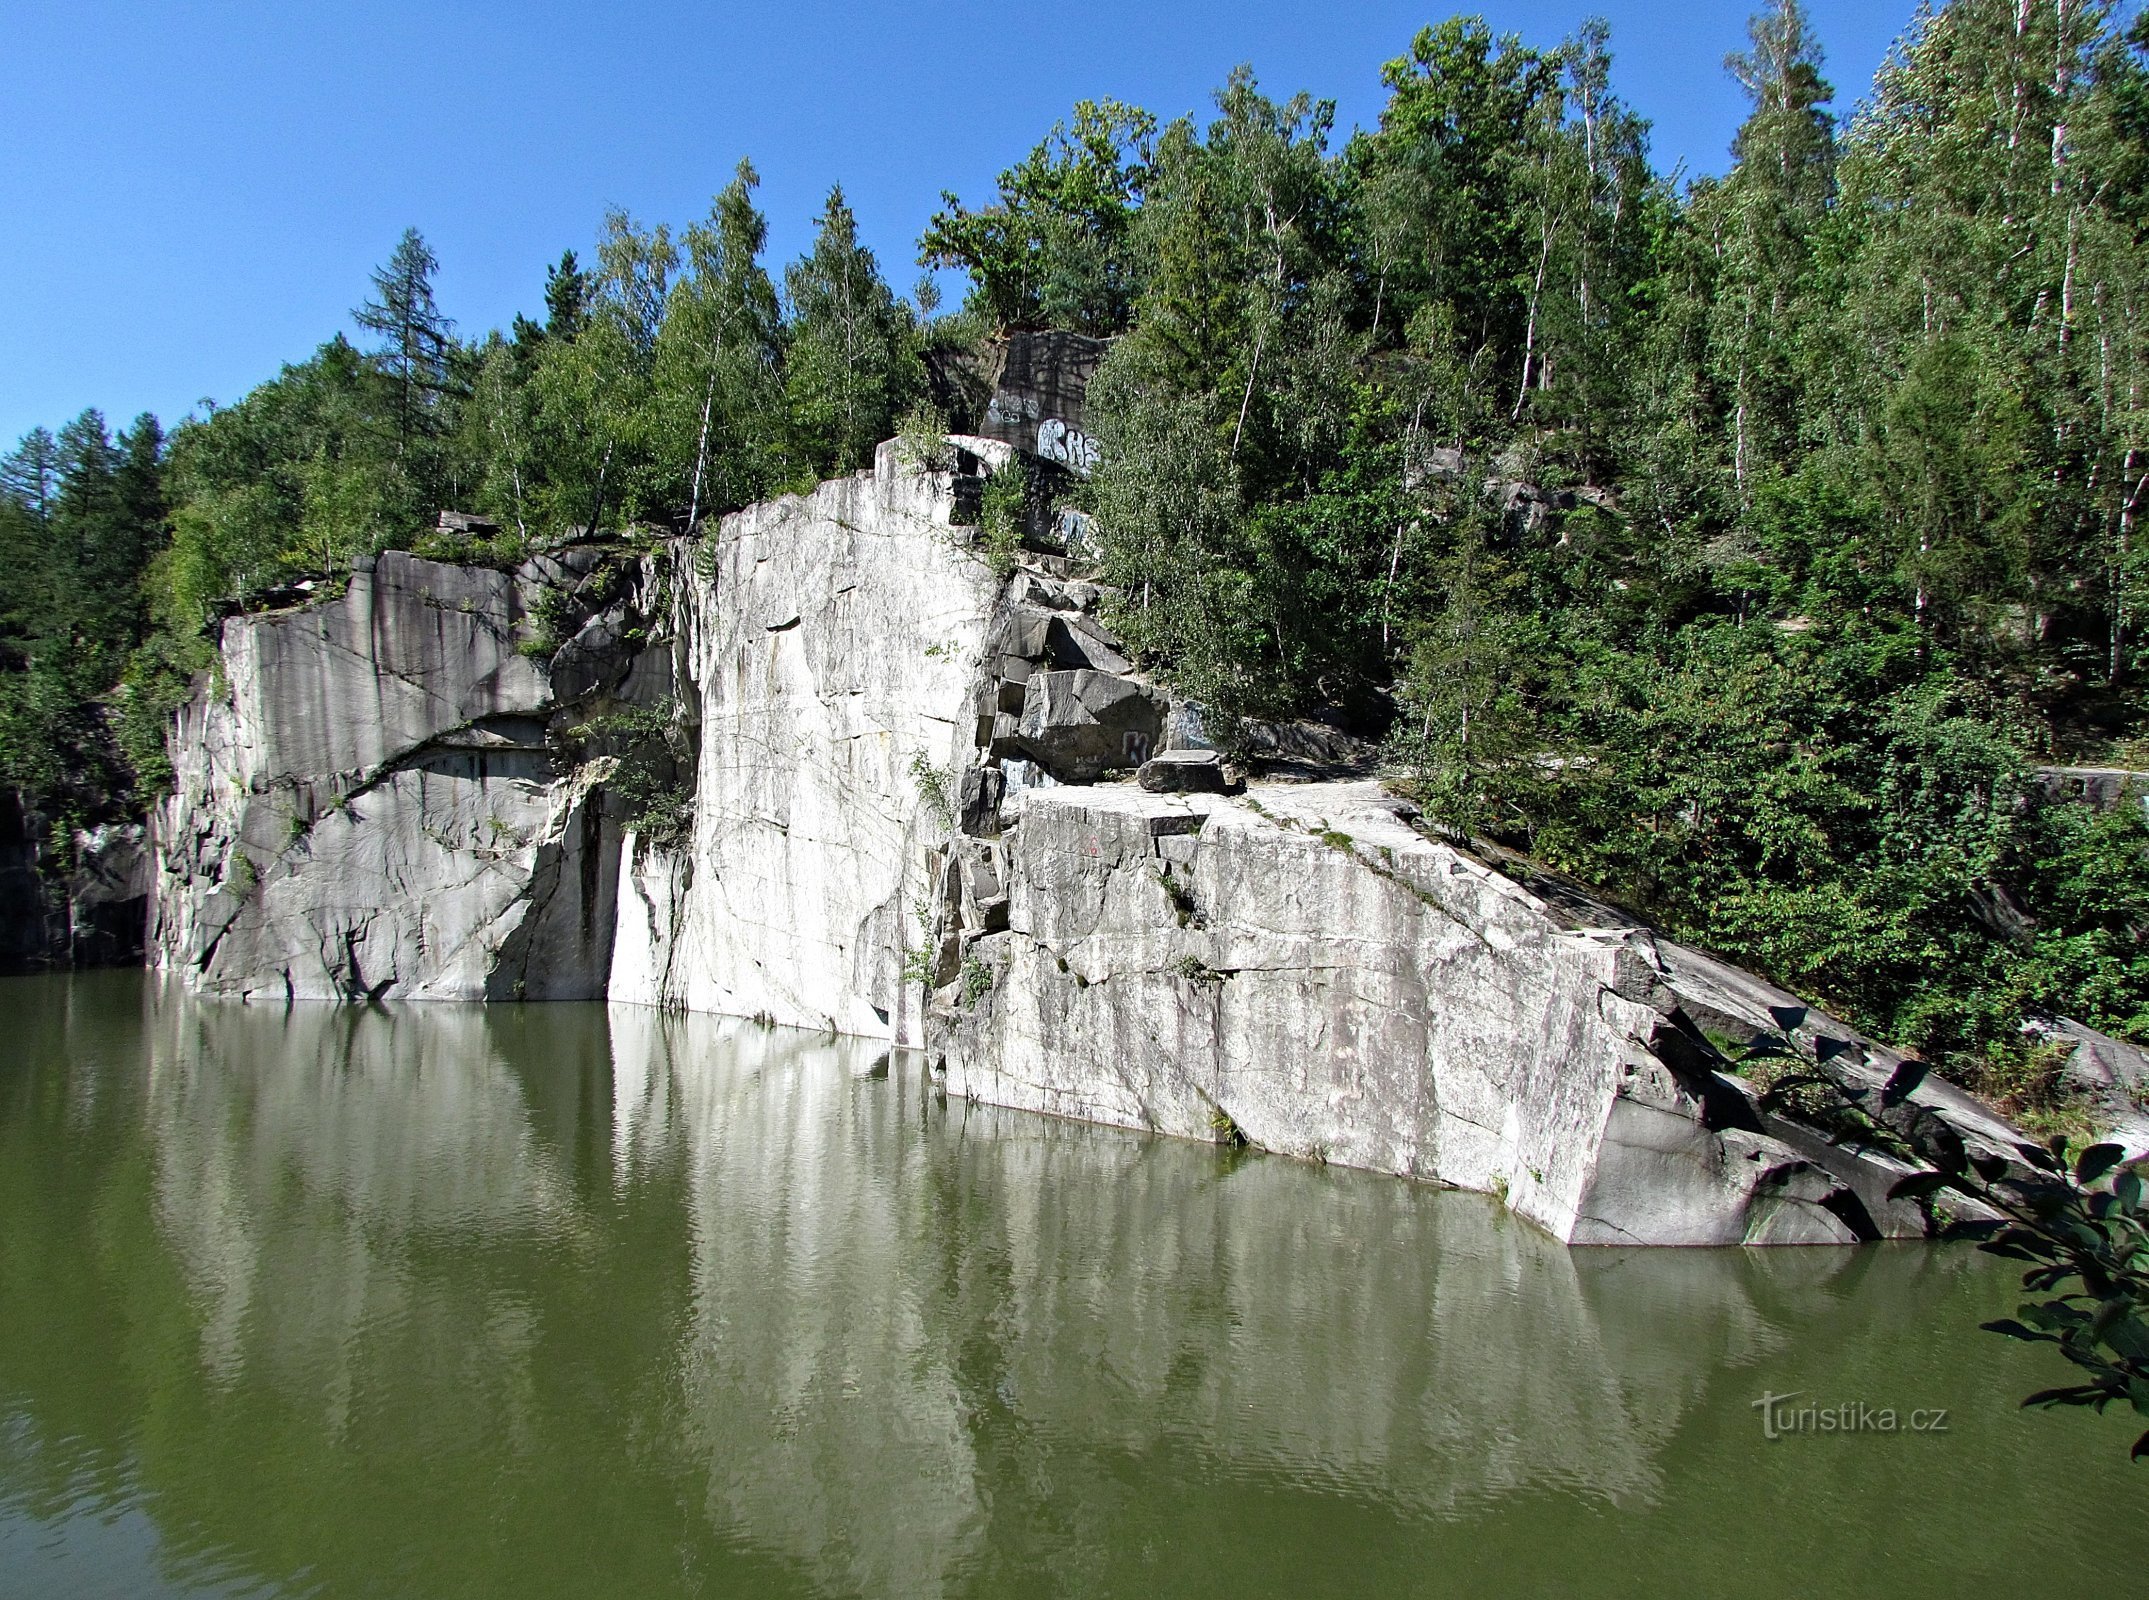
(1138, 749), (1233, 794)
(1015, 669), (1166, 782)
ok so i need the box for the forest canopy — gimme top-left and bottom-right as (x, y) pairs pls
(5, 0), (2149, 1106)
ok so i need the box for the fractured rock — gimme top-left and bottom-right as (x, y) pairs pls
(932, 779), (2025, 1247)
(1138, 749), (1232, 794)
(1015, 669), (1166, 782)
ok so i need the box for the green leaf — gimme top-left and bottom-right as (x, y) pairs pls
(1882, 1058), (1929, 1106)
(1889, 1170), (1952, 1202)
(1979, 1318), (2047, 1342)
(2076, 1144), (2126, 1188)
(1970, 1151), (2012, 1183)
(2015, 1141), (2064, 1174)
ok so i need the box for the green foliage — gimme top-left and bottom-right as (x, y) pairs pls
(519, 583), (578, 662)
(977, 457), (1027, 579)
(920, 98), (1156, 335)
(785, 188), (924, 481)
(1755, 1023), (2149, 1460)
(895, 401), (955, 475)
(909, 752), (955, 831)
(0, 410), (170, 817)
(561, 701), (691, 845)
(898, 942), (938, 989)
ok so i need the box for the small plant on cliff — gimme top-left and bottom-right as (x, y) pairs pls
(562, 700), (691, 845)
(898, 942), (939, 989)
(520, 583), (578, 662)
(1154, 868), (1196, 927)
(960, 956), (994, 1007)
(895, 401), (955, 475)
(910, 752), (955, 831)
(977, 459), (1028, 581)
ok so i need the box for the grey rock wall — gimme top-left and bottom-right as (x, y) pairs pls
(925, 779), (2024, 1246)
(146, 445), (2035, 1245)
(607, 444), (997, 1040)
(0, 790), (151, 971)
(149, 548), (653, 1000)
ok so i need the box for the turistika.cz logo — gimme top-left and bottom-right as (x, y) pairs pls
(1752, 1391), (1950, 1440)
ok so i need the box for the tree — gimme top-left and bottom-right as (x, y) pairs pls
(656, 159), (789, 525)
(354, 227), (456, 462)
(919, 99), (1156, 334)
(0, 429), (59, 527)
(784, 187), (922, 479)
(544, 249), (591, 341)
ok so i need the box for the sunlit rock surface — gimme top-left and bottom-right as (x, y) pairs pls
(932, 780), (2023, 1246)
(149, 549), (647, 1000)
(606, 444), (996, 1040)
(146, 447), (2027, 1244)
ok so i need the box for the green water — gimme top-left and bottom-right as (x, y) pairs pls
(0, 973), (2141, 1598)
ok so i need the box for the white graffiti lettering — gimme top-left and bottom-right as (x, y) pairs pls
(1036, 417), (1100, 476)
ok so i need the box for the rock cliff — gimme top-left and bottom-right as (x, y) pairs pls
(607, 446), (996, 1039)
(930, 781), (2022, 1245)
(147, 442), (2030, 1244)
(1, 789), (153, 972)
(149, 543), (662, 1000)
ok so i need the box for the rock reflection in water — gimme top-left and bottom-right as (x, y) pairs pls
(3, 974), (2131, 1600)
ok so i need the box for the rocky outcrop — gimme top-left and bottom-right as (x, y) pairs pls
(149, 545), (662, 1000)
(147, 442), (2036, 1245)
(0, 788), (62, 970)
(1, 790), (152, 971)
(925, 780), (2022, 1246)
(606, 445), (996, 1041)
(927, 780), (2031, 1245)
(68, 822), (152, 965)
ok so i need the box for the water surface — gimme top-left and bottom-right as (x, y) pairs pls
(1, 973), (2140, 1598)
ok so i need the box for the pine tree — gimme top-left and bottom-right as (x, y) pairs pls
(543, 249), (591, 341)
(354, 228), (457, 485)
(784, 187), (922, 478)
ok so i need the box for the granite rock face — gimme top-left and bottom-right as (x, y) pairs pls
(149, 548), (651, 1000)
(0, 790), (152, 971)
(604, 443), (998, 1042)
(147, 445), (2036, 1245)
(0, 788), (63, 971)
(69, 823), (153, 965)
(927, 780), (2024, 1247)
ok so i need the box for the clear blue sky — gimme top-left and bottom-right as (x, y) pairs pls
(0, 1), (1918, 448)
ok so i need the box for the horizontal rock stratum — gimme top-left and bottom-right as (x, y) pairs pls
(150, 441), (2030, 1244)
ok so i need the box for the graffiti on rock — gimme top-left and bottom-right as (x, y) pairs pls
(1037, 418), (1100, 476)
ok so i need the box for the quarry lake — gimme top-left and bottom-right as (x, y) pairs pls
(2, 973), (2143, 1599)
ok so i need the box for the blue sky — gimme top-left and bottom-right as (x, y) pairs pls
(0, 1), (1918, 448)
